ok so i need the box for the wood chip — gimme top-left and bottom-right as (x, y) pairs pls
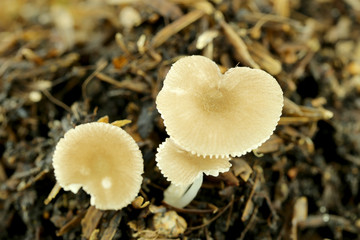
(100, 211), (122, 240)
(95, 72), (149, 93)
(97, 115), (109, 123)
(283, 97), (303, 116)
(231, 158), (253, 182)
(247, 42), (282, 75)
(153, 210), (187, 237)
(89, 229), (100, 240)
(196, 30), (219, 50)
(256, 134), (284, 154)
(219, 20), (260, 68)
(57, 210), (86, 236)
(241, 167), (263, 222)
(150, 10), (205, 48)
(111, 119), (132, 128)
(17, 169), (49, 191)
(220, 171), (240, 186)
(44, 182), (62, 205)
(81, 206), (104, 239)
(21, 48), (44, 65)
(292, 196), (308, 225)
(280, 97), (333, 125)
(143, 0), (183, 20)
(131, 196), (150, 209)
(273, 0), (290, 17)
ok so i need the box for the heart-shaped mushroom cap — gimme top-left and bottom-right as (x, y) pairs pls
(156, 55), (283, 157)
(52, 122), (143, 210)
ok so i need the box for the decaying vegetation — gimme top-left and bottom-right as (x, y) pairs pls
(1, 0), (360, 239)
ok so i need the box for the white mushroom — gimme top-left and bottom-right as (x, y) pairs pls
(156, 138), (231, 208)
(52, 122), (143, 210)
(156, 55), (284, 157)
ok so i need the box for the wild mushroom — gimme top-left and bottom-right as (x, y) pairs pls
(156, 138), (231, 208)
(52, 122), (143, 210)
(156, 55), (283, 157)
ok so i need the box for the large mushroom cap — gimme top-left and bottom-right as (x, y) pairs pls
(156, 55), (283, 157)
(156, 138), (231, 186)
(52, 122), (143, 210)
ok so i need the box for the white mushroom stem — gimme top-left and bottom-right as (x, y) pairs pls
(163, 175), (203, 208)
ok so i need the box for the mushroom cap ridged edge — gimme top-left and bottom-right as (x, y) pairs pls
(52, 122), (144, 210)
(155, 138), (232, 186)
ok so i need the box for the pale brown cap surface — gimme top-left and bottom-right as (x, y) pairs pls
(156, 138), (231, 186)
(52, 122), (143, 210)
(156, 55), (283, 157)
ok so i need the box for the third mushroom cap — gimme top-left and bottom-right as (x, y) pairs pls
(52, 122), (143, 210)
(156, 55), (284, 157)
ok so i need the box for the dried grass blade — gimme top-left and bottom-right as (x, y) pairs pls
(220, 20), (260, 68)
(150, 10), (204, 49)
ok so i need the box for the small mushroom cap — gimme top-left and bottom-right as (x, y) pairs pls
(156, 138), (231, 186)
(156, 55), (283, 157)
(52, 122), (143, 210)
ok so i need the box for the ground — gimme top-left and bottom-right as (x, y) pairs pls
(1, 0), (360, 239)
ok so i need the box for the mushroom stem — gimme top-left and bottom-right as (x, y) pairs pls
(163, 175), (203, 208)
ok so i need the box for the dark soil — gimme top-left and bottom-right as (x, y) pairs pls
(1, 0), (360, 239)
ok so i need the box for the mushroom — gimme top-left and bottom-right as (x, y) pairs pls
(156, 138), (231, 208)
(52, 122), (143, 210)
(156, 55), (283, 157)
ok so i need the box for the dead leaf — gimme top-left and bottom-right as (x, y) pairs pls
(231, 158), (253, 182)
(153, 210), (187, 237)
